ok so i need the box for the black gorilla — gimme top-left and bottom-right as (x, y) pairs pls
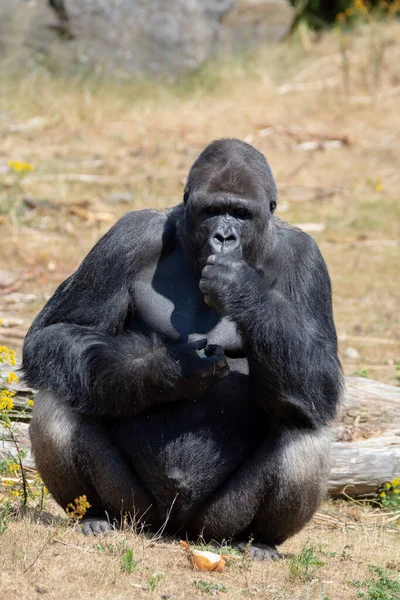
(23, 139), (342, 559)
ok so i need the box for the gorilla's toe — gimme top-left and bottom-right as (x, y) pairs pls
(81, 517), (113, 536)
(234, 541), (281, 561)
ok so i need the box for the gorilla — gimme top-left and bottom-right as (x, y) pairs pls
(23, 139), (342, 559)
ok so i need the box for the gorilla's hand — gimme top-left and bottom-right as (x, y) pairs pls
(200, 255), (262, 316)
(169, 339), (230, 397)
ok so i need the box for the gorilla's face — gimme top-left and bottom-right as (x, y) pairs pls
(179, 139), (277, 273)
(184, 194), (263, 271)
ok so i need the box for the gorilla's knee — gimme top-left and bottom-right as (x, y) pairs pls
(252, 428), (331, 545)
(30, 391), (77, 456)
(30, 391), (96, 510)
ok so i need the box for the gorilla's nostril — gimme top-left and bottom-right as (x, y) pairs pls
(213, 232), (237, 244)
(214, 233), (225, 243)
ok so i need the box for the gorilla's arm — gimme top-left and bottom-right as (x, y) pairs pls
(23, 211), (225, 418)
(200, 227), (342, 429)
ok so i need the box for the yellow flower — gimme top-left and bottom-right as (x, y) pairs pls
(385, 482), (391, 489)
(379, 492), (386, 498)
(7, 160), (34, 173)
(375, 179), (383, 192)
(66, 495), (92, 519)
(393, 489), (400, 494)
(392, 478), (400, 487)
(27, 399), (34, 407)
(0, 318), (2, 326)
(7, 372), (19, 385)
(0, 346), (16, 366)
(0, 389), (15, 411)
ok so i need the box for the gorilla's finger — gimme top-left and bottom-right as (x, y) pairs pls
(201, 265), (213, 278)
(217, 365), (230, 379)
(203, 294), (212, 307)
(207, 351), (228, 370)
(81, 517), (112, 536)
(207, 254), (232, 266)
(199, 279), (210, 294)
(81, 523), (94, 536)
(99, 520), (113, 534)
(204, 344), (224, 357)
(190, 338), (208, 351)
(208, 365), (230, 385)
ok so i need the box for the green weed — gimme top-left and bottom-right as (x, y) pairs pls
(194, 580), (228, 594)
(147, 572), (164, 591)
(289, 539), (325, 581)
(354, 368), (369, 378)
(120, 548), (138, 573)
(351, 565), (400, 600)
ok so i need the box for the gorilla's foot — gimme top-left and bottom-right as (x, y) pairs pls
(234, 541), (281, 561)
(80, 517), (113, 536)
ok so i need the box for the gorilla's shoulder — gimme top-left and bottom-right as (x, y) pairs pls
(273, 217), (324, 262)
(96, 205), (183, 255)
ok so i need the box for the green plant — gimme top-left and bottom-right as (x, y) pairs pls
(0, 161), (34, 222)
(147, 572), (164, 591)
(351, 565), (400, 599)
(0, 344), (47, 514)
(0, 502), (14, 534)
(354, 368), (369, 378)
(120, 548), (138, 573)
(289, 539), (325, 581)
(379, 478), (400, 511)
(194, 580), (228, 594)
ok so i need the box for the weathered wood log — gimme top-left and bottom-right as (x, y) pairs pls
(329, 377), (400, 497)
(1, 368), (399, 497)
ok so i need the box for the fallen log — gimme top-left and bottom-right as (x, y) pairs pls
(329, 377), (400, 496)
(1, 369), (399, 497)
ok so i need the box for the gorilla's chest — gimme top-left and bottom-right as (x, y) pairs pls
(131, 249), (243, 354)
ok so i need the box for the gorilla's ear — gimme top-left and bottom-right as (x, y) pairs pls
(270, 200), (277, 213)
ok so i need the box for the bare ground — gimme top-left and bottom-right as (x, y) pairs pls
(0, 19), (399, 600)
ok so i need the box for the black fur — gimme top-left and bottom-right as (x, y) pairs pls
(23, 139), (342, 555)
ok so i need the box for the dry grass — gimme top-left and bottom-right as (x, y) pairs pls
(0, 19), (400, 600)
(0, 500), (399, 600)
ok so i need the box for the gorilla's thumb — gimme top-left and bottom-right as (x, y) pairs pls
(190, 338), (208, 351)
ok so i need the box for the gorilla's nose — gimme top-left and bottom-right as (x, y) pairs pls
(210, 227), (240, 254)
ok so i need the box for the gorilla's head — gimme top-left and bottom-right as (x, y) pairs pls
(178, 139), (277, 272)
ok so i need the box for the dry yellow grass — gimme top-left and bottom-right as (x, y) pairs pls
(0, 19), (400, 600)
(0, 501), (399, 600)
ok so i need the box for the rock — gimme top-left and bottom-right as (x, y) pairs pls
(0, 1), (294, 78)
(219, 0), (295, 52)
(343, 347), (361, 361)
(0, 269), (17, 289)
(0, 0), (235, 78)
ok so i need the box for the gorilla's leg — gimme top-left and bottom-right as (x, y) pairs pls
(187, 428), (331, 559)
(30, 391), (157, 535)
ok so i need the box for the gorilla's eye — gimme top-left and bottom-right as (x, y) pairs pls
(233, 208), (250, 219)
(202, 206), (224, 217)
